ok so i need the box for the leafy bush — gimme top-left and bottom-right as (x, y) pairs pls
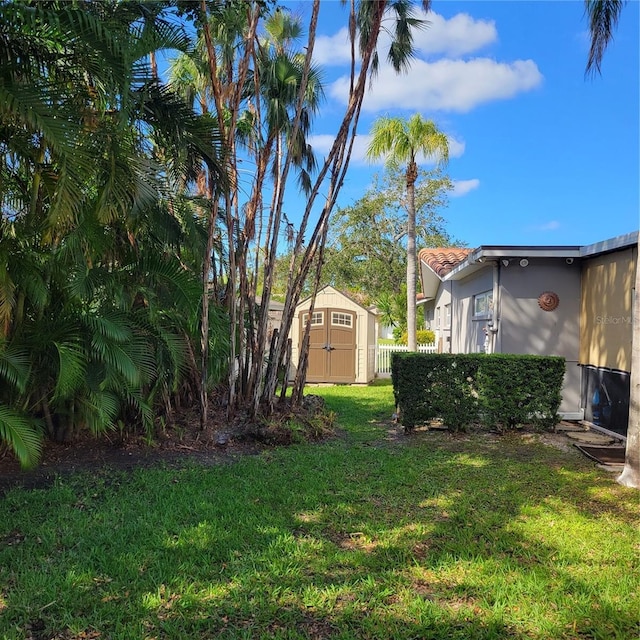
(396, 329), (436, 345)
(392, 353), (565, 432)
(477, 354), (564, 431)
(391, 353), (480, 431)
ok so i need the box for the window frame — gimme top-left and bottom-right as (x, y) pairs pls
(473, 290), (493, 318)
(302, 311), (324, 326)
(331, 311), (353, 328)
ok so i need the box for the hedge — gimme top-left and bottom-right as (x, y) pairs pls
(391, 353), (564, 432)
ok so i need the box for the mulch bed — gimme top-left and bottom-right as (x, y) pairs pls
(0, 397), (335, 495)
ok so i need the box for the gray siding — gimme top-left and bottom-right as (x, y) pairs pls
(499, 259), (581, 414)
(450, 267), (494, 354)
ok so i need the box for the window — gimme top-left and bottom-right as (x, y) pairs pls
(302, 311), (323, 326)
(331, 312), (353, 327)
(445, 304), (451, 326)
(474, 291), (493, 317)
(424, 308), (434, 329)
(435, 307), (441, 329)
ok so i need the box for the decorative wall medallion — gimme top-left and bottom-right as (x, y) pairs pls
(538, 291), (559, 312)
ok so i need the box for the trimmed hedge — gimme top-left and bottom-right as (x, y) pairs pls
(391, 353), (564, 432)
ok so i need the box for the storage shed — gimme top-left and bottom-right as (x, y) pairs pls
(289, 286), (376, 384)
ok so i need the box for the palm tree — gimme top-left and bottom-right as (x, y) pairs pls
(0, 0), (225, 466)
(366, 114), (449, 351)
(585, 0), (627, 76)
(584, 0), (637, 489)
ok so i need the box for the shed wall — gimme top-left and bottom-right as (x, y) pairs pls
(290, 287), (375, 384)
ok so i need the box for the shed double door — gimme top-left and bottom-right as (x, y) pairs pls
(301, 308), (356, 383)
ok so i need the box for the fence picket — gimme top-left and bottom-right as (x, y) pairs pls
(376, 343), (437, 376)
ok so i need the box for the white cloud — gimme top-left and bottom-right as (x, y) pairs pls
(313, 11), (497, 66)
(329, 57), (543, 113)
(414, 12), (498, 57)
(451, 179), (480, 197)
(313, 27), (352, 67)
(309, 133), (465, 166)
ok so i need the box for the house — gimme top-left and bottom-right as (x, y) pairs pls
(418, 232), (637, 434)
(289, 285), (377, 384)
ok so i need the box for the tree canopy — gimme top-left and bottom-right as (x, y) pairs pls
(323, 167), (455, 302)
(0, 0), (435, 466)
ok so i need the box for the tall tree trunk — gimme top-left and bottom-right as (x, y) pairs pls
(261, 1), (386, 407)
(199, 195), (219, 429)
(292, 218), (329, 405)
(617, 239), (639, 488)
(406, 161), (418, 352)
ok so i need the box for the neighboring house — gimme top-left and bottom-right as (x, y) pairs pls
(418, 232), (637, 433)
(289, 285), (377, 384)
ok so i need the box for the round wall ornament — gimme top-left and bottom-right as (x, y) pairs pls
(538, 291), (559, 312)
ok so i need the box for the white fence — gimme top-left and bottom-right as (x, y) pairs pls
(376, 343), (438, 376)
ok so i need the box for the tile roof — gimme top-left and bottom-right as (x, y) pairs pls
(419, 248), (472, 277)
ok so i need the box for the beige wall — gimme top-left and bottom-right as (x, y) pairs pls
(580, 248), (636, 372)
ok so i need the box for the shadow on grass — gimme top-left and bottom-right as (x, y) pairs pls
(0, 385), (638, 639)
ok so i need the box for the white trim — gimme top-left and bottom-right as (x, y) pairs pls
(302, 311), (324, 326)
(331, 311), (353, 328)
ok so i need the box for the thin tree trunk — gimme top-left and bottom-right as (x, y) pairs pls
(279, 337), (292, 402)
(406, 162), (418, 352)
(199, 195), (219, 429)
(292, 218), (329, 405)
(617, 238), (639, 488)
(262, 1), (387, 406)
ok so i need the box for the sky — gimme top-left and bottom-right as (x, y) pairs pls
(274, 0), (639, 250)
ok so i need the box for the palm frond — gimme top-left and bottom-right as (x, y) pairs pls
(0, 404), (42, 469)
(53, 340), (86, 401)
(0, 340), (31, 395)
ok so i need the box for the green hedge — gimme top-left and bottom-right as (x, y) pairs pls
(391, 353), (564, 432)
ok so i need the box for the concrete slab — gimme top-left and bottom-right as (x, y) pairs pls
(565, 431), (616, 445)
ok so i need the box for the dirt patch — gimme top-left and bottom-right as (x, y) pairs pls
(0, 397), (334, 494)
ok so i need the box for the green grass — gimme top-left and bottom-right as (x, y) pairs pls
(1, 381), (638, 639)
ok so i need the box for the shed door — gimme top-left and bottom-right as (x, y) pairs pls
(301, 308), (356, 383)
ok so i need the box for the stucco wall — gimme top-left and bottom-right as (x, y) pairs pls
(499, 259), (581, 414)
(433, 285), (452, 352)
(580, 247), (636, 372)
(449, 267), (494, 354)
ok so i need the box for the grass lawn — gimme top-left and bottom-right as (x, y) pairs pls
(0, 381), (638, 639)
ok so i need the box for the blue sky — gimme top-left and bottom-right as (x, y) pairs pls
(276, 0), (639, 250)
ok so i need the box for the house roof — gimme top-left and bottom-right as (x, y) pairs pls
(418, 231), (638, 301)
(418, 248), (472, 277)
(580, 230), (638, 258)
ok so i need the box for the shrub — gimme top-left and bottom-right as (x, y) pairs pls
(392, 353), (565, 432)
(477, 354), (564, 431)
(396, 329), (436, 346)
(391, 353), (480, 431)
